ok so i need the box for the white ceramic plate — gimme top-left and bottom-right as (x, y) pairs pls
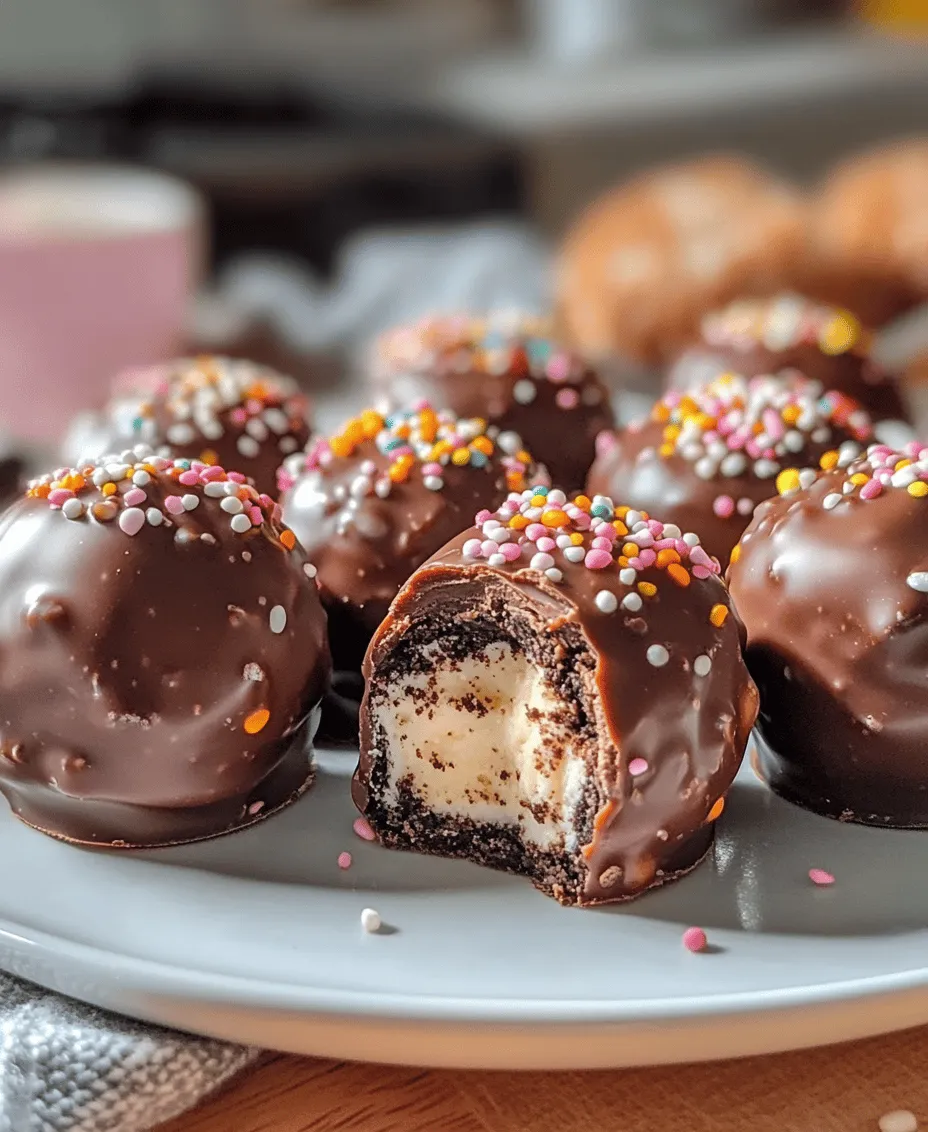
(1, 748), (927, 1070)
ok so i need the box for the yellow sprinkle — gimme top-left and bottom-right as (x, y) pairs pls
(509, 515), (529, 530)
(710, 604), (729, 628)
(637, 581), (657, 598)
(102, 482), (117, 497)
(471, 436), (493, 456)
(908, 481), (928, 497)
(451, 448), (471, 466)
(531, 495), (547, 507)
(781, 405), (801, 425)
(622, 542), (639, 557)
(729, 544), (741, 565)
(541, 509), (569, 528)
(573, 495), (591, 510)
(776, 468), (801, 495)
(850, 473), (870, 485)
(818, 311), (859, 356)
(658, 443), (675, 459)
(895, 458), (914, 470)
(819, 450), (839, 471)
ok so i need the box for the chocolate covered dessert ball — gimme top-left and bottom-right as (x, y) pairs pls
(668, 295), (908, 423)
(356, 489), (758, 905)
(556, 157), (809, 365)
(279, 405), (539, 677)
(65, 356), (311, 497)
(588, 374), (873, 566)
(728, 441), (928, 828)
(0, 449), (330, 847)
(371, 314), (614, 490)
(811, 140), (928, 327)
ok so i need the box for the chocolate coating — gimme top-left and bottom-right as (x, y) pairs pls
(356, 492), (758, 905)
(280, 407), (539, 677)
(728, 442), (928, 828)
(64, 356), (311, 498)
(371, 315), (615, 490)
(667, 295), (907, 423)
(588, 374), (873, 566)
(0, 451), (330, 846)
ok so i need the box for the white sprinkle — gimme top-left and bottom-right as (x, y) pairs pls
(564, 546), (585, 563)
(625, 510), (643, 527)
(279, 436), (298, 455)
(221, 496), (244, 515)
(146, 508), (164, 527)
(842, 480), (856, 495)
(811, 426), (830, 443)
(662, 524), (682, 539)
(513, 379), (536, 405)
(647, 644), (669, 667)
(822, 493), (842, 511)
(878, 1111), (918, 1132)
(423, 476), (444, 491)
(105, 463), (129, 480)
(837, 441), (861, 468)
(237, 435), (260, 459)
(231, 514), (252, 534)
(223, 481), (241, 496)
(118, 507), (145, 536)
(269, 605), (287, 634)
(906, 572), (928, 593)
(204, 482), (227, 497)
(720, 453), (747, 477)
(782, 430), (805, 453)
(303, 562), (317, 579)
(374, 480), (392, 499)
(360, 907), (382, 934)
(132, 470), (151, 487)
(181, 494), (199, 511)
(556, 534), (573, 549)
(619, 568), (637, 586)
(62, 498), (85, 520)
(496, 431), (523, 455)
(595, 590), (618, 614)
(682, 532), (701, 547)
(243, 663), (265, 682)
(736, 497), (755, 516)
(694, 655), (712, 677)
(166, 423), (196, 445)
(530, 552), (555, 571)
(547, 489), (567, 506)
(753, 459), (779, 479)
(621, 592), (642, 612)
(245, 417), (269, 441)
(799, 468), (818, 490)
(544, 567), (563, 583)
(488, 553), (506, 567)
(486, 527), (510, 543)
(694, 457), (717, 480)
(263, 407), (289, 435)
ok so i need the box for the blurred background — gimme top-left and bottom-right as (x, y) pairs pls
(2, 0), (928, 439)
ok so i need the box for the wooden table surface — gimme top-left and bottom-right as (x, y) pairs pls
(158, 1026), (928, 1132)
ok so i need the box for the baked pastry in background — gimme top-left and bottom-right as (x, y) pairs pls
(356, 488), (758, 905)
(371, 313), (614, 490)
(63, 356), (311, 498)
(0, 448), (330, 846)
(729, 441), (928, 828)
(667, 294), (908, 423)
(555, 156), (809, 366)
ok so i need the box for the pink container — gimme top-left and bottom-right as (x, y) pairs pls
(0, 165), (203, 441)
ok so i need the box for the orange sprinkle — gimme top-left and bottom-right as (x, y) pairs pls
(819, 450), (839, 471)
(573, 494), (591, 510)
(199, 449), (219, 466)
(329, 435), (353, 459)
(667, 563), (690, 587)
(707, 797), (725, 822)
(615, 505), (630, 519)
(710, 603), (728, 628)
(656, 548), (681, 568)
(360, 410), (383, 439)
(612, 520), (628, 537)
(244, 708), (270, 735)
(541, 509), (569, 527)
(638, 581), (657, 598)
(471, 436), (493, 456)
(622, 542), (639, 557)
(280, 529), (296, 550)
(581, 799), (616, 859)
(652, 403), (671, 423)
(658, 443), (675, 459)
(102, 483), (117, 497)
(781, 405), (801, 424)
(509, 514), (529, 530)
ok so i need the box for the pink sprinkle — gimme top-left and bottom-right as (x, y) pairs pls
(123, 487), (146, 507)
(690, 546), (714, 568)
(591, 537), (613, 551)
(653, 538), (677, 550)
(692, 564), (713, 579)
(584, 549), (613, 569)
(201, 466), (225, 481)
(860, 480), (882, 500)
(595, 430), (618, 455)
(230, 407), (247, 425)
(164, 495), (185, 515)
(249, 506), (263, 525)
(637, 548), (657, 568)
(574, 512), (592, 530)
(248, 800), (265, 816)
(546, 353), (571, 382)
(525, 523), (547, 542)
(536, 536), (556, 552)
(475, 508), (493, 525)
(630, 531), (654, 548)
(682, 926), (708, 953)
(808, 868), (835, 886)
(555, 387), (579, 410)
(353, 817), (376, 842)
(628, 757), (648, 776)
(500, 542), (522, 562)
(647, 520), (664, 536)
(245, 398), (263, 414)
(462, 538), (483, 558)
(713, 494), (735, 519)
(422, 462), (443, 477)
(762, 408), (785, 441)
(178, 470), (200, 486)
(337, 851), (353, 870)
(47, 488), (74, 507)
(745, 438), (763, 460)
(228, 471), (247, 484)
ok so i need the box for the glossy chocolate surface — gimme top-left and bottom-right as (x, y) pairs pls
(0, 451), (330, 846)
(588, 374), (872, 566)
(728, 442), (928, 827)
(357, 491), (758, 904)
(667, 295), (907, 422)
(372, 315), (615, 490)
(65, 356), (311, 498)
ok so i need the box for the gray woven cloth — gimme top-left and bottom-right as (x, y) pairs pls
(0, 974), (259, 1132)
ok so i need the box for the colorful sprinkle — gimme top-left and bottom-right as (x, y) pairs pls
(628, 757), (649, 776)
(360, 907), (382, 934)
(808, 868), (835, 886)
(707, 797), (725, 822)
(709, 604), (728, 627)
(244, 708), (270, 735)
(353, 816), (376, 842)
(269, 605), (287, 634)
(337, 851), (353, 870)
(682, 926), (708, 953)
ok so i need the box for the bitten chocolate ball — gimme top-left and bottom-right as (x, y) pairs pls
(65, 356), (311, 498)
(0, 450), (330, 847)
(556, 156), (808, 365)
(356, 489), (758, 906)
(728, 441), (928, 828)
(371, 314), (614, 490)
(280, 405), (539, 693)
(587, 374), (873, 567)
(668, 295), (908, 423)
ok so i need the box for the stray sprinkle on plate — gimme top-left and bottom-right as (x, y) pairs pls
(682, 926), (708, 953)
(808, 867), (835, 886)
(337, 851), (352, 870)
(361, 908), (382, 934)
